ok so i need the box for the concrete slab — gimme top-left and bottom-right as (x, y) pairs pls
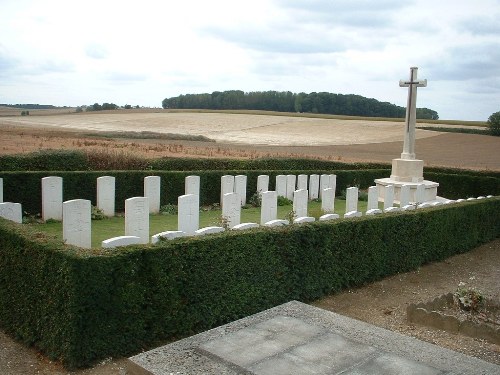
(127, 301), (500, 375)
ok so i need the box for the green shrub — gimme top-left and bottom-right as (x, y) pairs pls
(487, 111), (500, 136)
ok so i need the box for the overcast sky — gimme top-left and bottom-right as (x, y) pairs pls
(1, 0), (499, 120)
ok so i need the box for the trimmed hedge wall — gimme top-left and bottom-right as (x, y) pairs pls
(0, 199), (499, 368)
(2, 150), (500, 179)
(1, 169), (390, 215)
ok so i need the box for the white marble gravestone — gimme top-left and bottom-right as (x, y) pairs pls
(257, 175), (269, 194)
(151, 230), (187, 244)
(321, 188), (335, 214)
(260, 191), (277, 225)
(297, 174), (308, 191)
(375, 67), (438, 204)
(125, 197), (149, 244)
(234, 175), (247, 206)
(329, 174), (337, 191)
(399, 184), (414, 210)
(42, 176), (63, 221)
(0, 177), (3, 203)
(63, 199), (91, 248)
(319, 174), (330, 200)
(275, 175), (287, 198)
(415, 184), (426, 204)
(178, 194), (199, 235)
(0, 202), (22, 223)
(344, 187), (362, 218)
(185, 175), (200, 196)
(222, 192), (241, 228)
(231, 223), (259, 231)
(366, 186), (382, 216)
(102, 235), (141, 248)
(220, 175), (235, 207)
(194, 226), (225, 236)
(293, 189), (308, 218)
(97, 176), (115, 217)
(144, 176), (161, 214)
(384, 185), (395, 211)
(286, 175), (296, 200)
(309, 174), (319, 200)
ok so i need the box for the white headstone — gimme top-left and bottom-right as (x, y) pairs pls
(222, 192), (241, 228)
(63, 199), (91, 249)
(0, 202), (22, 223)
(400, 184), (411, 207)
(345, 187), (360, 214)
(321, 188), (335, 213)
(257, 175), (269, 194)
(275, 175), (287, 198)
(102, 235), (141, 248)
(367, 186), (379, 211)
(125, 197), (149, 244)
(319, 174), (329, 200)
(185, 175), (200, 196)
(293, 189), (308, 218)
(415, 184), (426, 204)
(309, 174), (319, 200)
(293, 216), (315, 224)
(151, 230), (186, 244)
(0, 177), (3, 203)
(220, 175), (235, 207)
(234, 175), (247, 206)
(366, 186), (382, 215)
(194, 226), (225, 236)
(42, 176), (63, 221)
(97, 176), (115, 217)
(231, 223), (259, 231)
(384, 185), (395, 211)
(178, 194), (199, 235)
(297, 174), (308, 190)
(286, 175), (296, 200)
(264, 219), (288, 227)
(328, 174), (337, 192)
(260, 191), (277, 225)
(319, 213), (339, 221)
(144, 176), (161, 214)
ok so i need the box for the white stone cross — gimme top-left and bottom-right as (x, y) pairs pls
(400, 67), (427, 160)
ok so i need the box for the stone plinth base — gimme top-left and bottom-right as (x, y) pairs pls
(375, 178), (439, 204)
(390, 158), (424, 183)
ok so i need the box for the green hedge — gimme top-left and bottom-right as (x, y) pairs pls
(2, 151), (499, 179)
(0, 199), (499, 368)
(1, 169), (390, 215)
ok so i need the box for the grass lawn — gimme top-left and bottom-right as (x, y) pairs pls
(30, 199), (372, 248)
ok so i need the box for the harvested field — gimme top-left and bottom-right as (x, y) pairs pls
(1, 110), (499, 170)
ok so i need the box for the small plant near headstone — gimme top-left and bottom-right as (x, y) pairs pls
(91, 205), (106, 220)
(277, 196), (292, 206)
(248, 192), (262, 207)
(160, 204), (178, 215)
(358, 189), (368, 201)
(454, 282), (484, 312)
(284, 210), (297, 224)
(214, 214), (230, 230)
(201, 203), (220, 211)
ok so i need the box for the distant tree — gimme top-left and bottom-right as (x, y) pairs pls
(102, 102), (118, 110)
(487, 111), (500, 136)
(124, 104), (132, 109)
(75, 106), (83, 113)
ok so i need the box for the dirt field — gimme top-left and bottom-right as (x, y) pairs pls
(1, 110), (499, 170)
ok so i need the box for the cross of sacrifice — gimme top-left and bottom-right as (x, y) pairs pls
(399, 67), (427, 160)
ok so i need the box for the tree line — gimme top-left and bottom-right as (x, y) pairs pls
(161, 90), (439, 120)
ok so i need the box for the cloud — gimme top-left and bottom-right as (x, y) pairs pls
(459, 14), (500, 35)
(85, 43), (108, 59)
(427, 43), (500, 81)
(102, 71), (149, 83)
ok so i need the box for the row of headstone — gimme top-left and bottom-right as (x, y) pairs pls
(270, 174), (337, 200)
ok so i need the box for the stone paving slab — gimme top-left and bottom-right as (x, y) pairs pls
(127, 301), (500, 375)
